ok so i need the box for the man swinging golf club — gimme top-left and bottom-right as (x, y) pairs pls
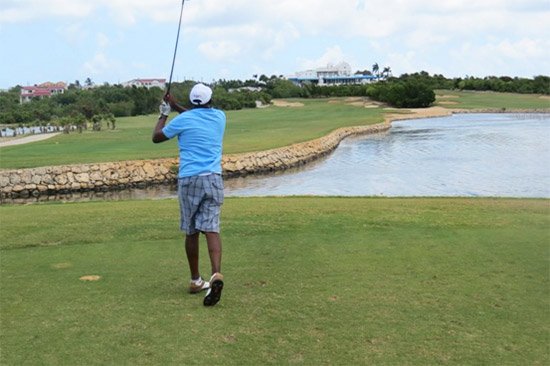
(152, 83), (226, 306)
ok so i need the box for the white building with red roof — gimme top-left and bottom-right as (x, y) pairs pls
(20, 82), (67, 104)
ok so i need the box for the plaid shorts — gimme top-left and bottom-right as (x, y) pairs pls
(177, 174), (224, 235)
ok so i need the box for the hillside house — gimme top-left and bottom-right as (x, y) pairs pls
(287, 62), (377, 86)
(20, 82), (67, 104)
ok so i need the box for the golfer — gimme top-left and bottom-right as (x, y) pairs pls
(152, 83), (226, 307)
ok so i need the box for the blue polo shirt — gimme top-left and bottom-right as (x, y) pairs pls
(162, 107), (226, 178)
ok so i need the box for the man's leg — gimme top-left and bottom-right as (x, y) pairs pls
(203, 232), (224, 306)
(204, 232), (222, 275)
(185, 232), (200, 280)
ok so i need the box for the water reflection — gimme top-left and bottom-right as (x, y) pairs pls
(224, 113), (550, 198)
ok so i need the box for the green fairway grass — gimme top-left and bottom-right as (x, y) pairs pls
(0, 99), (386, 169)
(1, 197), (548, 365)
(435, 90), (550, 110)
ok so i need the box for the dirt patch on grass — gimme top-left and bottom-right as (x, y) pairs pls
(326, 97), (383, 108)
(538, 95), (550, 100)
(272, 100), (304, 107)
(348, 101), (382, 108)
(52, 262), (73, 269)
(438, 101), (459, 105)
(436, 94), (460, 99)
(80, 275), (101, 281)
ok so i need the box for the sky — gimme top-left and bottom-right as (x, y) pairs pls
(0, 0), (549, 89)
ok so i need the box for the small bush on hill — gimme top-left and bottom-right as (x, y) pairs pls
(367, 80), (435, 108)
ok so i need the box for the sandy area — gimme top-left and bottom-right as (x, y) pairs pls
(328, 97), (382, 109)
(349, 101), (382, 108)
(383, 106), (455, 125)
(0, 133), (60, 147)
(539, 95), (550, 100)
(436, 94), (460, 99)
(79, 275), (101, 281)
(272, 100), (304, 107)
(437, 101), (459, 105)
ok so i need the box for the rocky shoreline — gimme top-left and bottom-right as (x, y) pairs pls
(1, 108), (548, 200)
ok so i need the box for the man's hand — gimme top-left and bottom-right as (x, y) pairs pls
(164, 93), (187, 114)
(159, 101), (171, 117)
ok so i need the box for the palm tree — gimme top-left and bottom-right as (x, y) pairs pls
(372, 63), (379, 78)
(382, 66), (392, 78)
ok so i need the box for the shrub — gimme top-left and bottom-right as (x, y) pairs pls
(367, 80), (435, 108)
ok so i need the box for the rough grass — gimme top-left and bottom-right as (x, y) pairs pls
(1, 197), (549, 365)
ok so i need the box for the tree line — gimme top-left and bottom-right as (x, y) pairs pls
(0, 72), (547, 127)
(0, 80), (272, 127)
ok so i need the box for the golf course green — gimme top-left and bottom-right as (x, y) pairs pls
(1, 91), (549, 364)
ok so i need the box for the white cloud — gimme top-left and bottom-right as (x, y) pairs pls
(385, 51), (418, 75)
(449, 38), (550, 77)
(198, 41), (242, 62)
(298, 46), (352, 70)
(493, 38), (547, 60)
(5, 0), (549, 44)
(57, 23), (87, 45)
(1, 0), (549, 84)
(405, 31), (448, 49)
(83, 52), (115, 75)
(97, 33), (110, 48)
(0, 0), (94, 24)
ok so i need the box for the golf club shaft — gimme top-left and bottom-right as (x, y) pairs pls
(167, 0), (185, 95)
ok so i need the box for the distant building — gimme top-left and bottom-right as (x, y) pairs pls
(287, 62), (377, 86)
(122, 78), (166, 89)
(228, 86), (263, 93)
(20, 82), (67, 104)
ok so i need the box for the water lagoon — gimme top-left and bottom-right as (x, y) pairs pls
(225, 113), (549, 198)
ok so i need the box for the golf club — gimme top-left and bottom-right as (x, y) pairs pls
(166, 0), (186, 96)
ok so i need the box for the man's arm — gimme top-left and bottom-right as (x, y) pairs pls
(152, 114), (169, 143)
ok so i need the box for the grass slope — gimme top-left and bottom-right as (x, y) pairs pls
(1, 197), (548, 365)
(435, 90), (550, 110)
(0, 99), (385, 169)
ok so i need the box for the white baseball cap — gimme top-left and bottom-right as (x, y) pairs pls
(189, 83), (212, 105)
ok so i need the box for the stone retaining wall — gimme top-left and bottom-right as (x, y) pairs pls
(0, 123), (390, 199)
